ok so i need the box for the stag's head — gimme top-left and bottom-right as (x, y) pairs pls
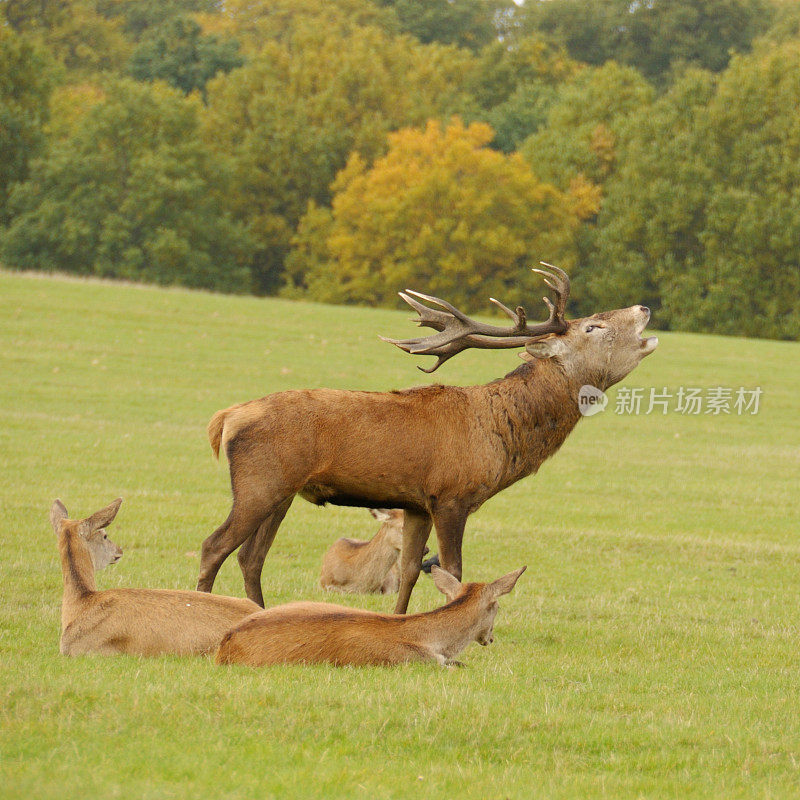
(383, 263), (657, 391)
(524, 304), (658, 390)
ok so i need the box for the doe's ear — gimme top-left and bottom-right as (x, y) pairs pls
(83, 497), (123, 533)
(50, 499), (69, 535)
(431, 565), (462, 601)
(525, 337), (566, 360)
(369, 509), (392, 522)
(488, 566), (527, 598)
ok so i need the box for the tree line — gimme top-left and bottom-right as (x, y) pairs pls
(1, 0), (798, 339)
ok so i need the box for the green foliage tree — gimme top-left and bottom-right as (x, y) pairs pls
(520, 0), (774, 83)
(586, 69), (715, 316)
(1, 79), (253, 292)
(521, 61), (654, 189)
(515, 62), (652, 312)
(214, 0), (399, 53)
(589, 44), (800, 339)
(94, 0), (219, 39)
(128, 15), (243, 96)
(376, 0), (511, 51)
(203, 24), (472, 292)
(459, 34), (576, 152)
(0, 28), (53, 224)
(286, 118), (582, 309)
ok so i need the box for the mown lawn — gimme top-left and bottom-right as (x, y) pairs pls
(1, 270), (798, 799)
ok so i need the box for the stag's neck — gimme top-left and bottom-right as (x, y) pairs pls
(402, 590), (484, 660)
(58, 530), (97, 630)
(480, 359), (583, 487)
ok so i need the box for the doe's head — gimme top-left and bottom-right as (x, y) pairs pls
(50, 498), (124, 571)
(369, 508), (405, 552)
(431, 564), (526, 646)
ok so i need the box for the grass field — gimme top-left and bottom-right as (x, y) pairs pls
(1, 270), (799, 799)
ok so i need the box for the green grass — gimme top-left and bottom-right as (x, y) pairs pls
(1, 270), (799, 799)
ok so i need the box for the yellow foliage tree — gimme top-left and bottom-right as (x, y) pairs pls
(286, 119), (581, 310)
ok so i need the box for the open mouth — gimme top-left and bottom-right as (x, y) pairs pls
(636, 310), (658, 353)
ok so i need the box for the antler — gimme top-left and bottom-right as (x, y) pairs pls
(381, 263), (571, 373)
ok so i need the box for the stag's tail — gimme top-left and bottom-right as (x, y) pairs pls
(207, 409), (230, 460)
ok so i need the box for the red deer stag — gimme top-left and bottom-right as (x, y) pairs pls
(197, 264), (657, 612)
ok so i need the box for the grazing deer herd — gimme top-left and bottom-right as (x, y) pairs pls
(51, 265), (657, 668)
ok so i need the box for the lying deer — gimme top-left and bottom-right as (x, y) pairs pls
(53, 498), (261, 656)
(198, 264), (657, 612)
(320, 509), (430, 594)
(216, 564), (526, 667)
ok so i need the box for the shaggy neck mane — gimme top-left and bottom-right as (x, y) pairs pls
(478, 356), (582, 486)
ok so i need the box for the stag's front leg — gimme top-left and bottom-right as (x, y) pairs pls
(432, 503), (468, 581)
(394, 509), (432, 614)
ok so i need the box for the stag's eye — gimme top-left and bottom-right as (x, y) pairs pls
(585, 325), (598, 333)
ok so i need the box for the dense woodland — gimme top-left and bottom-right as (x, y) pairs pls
(1, 0), (799, 339)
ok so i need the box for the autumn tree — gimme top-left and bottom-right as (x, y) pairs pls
(2, 79), (252, 292)
(202, 24), (472, 292)
(2, 0), (132, 75)
(286, 118), (581, 309)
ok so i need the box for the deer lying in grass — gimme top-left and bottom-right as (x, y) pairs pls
(198, 264), (657, 613)
(216, 565), (525, 667)
(320, 509), (430, 594)
(52, 498), (261, 656)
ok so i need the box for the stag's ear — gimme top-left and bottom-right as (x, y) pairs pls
(50, 499), (69, 535)
(518, 351), (535, 362)
(82, 498), (123, 533)
(525, 337), (566, 360)
(488, 566), (527, 598)
(431, 565), (462, 601)
(369, 509), (392, 522)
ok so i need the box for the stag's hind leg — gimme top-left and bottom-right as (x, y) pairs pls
(236, 496), (293, 607)
(197, 479), (293, 595)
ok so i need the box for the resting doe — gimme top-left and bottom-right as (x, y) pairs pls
(52, 498), (261, 656)
(320, 509), (429, 594)
(216, 564), (526, 668)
